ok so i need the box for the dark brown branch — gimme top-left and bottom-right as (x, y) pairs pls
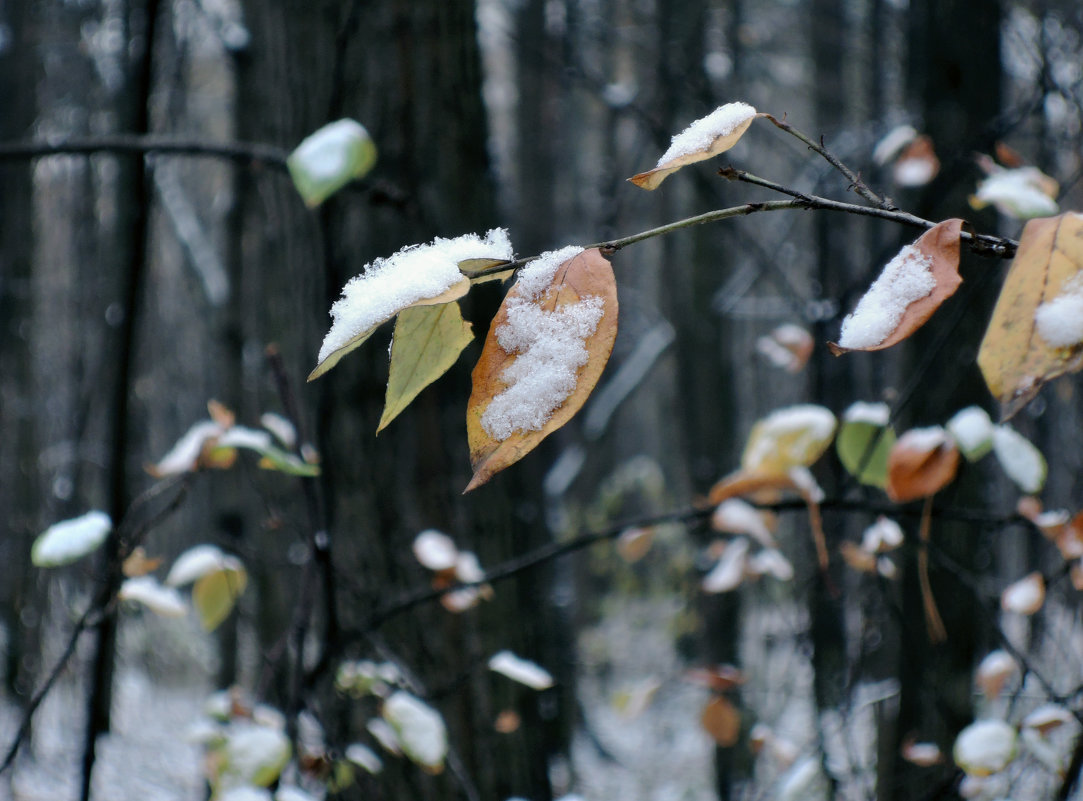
(0, 134), (291, 171)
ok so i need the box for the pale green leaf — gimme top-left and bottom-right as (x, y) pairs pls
(287, 119), (377, 207)
(378, 302), (474, 433)
(193, 565), (248, 631)
(836, 414), (895, 490)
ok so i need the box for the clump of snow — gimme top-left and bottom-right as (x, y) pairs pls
(838, 245), (936, 349)
(118, 577), (188, 617)
(318, 229), (513, 364)
(412, 529), (458, 571)
(872, 124), (918, 165)
(31, 511), (112, 567)
(166, 544), (244, 586)
(973, 167), (1058, 219)
(861, 517), (903, 553)
(292, 120), (367, 181)
(953, 720), (1017, 776)
(1000, 571), (1045, 615)
(1035, 274), (1083, 348)
(656, 102), (756, 166)
(480, 247), (607, 440)
(842, 401), (890, 426)
(488, 650), (555, 690)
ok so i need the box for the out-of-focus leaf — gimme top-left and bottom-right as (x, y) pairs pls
(378, 302), (474, 433)
(978, 213), (1083, 419)
(31, 511), (112, 567)
(193, 564), (248, 631)
(975, 650), (1018, 699)
(382, 691), (448, 772)
(700, 696), (740, 747)
(755, 323), (813, 372)
(885, 426), (960, 502)
(629, 102), (758, 190)
(970, 166), (1059, 220)
(702, 538), (749, 593)
(991, 424), (1046, 493)
(892, 135), (940, 187)
(1000, 571), (1045, 615)
(946, 406), (995, 461)
(488, 651), (554, 690)
(835, 402), (895, 488)
(466, 248), (618, 491)
(953, 720), (1017, 776)
(740, 404), (837, 477)
(118, 576), (188, 617)
(287, 119), (376, 207)
(831, 219), (963, 353)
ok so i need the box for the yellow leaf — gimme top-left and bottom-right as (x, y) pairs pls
(740, 404), (837, 477)
(830, 218), (963, 354)
(193, 566), (247, 631)
(978, 212), (1083, 419)
(378, 302), (474, 433)
(629, 102), (759, 190)
(465, 248), (618, 491)
(309, 277), (470, 381)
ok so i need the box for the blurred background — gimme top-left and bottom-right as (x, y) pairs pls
(2, 0), (1083, 799)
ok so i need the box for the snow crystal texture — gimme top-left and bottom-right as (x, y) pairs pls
(838, 245), (935, 349)
(318, 229), (513, 364)
(1035, 275), (1083, 348)
(480, 247), (607, 440)
(656, 102), (756, 166)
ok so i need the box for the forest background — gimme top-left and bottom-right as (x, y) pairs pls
(1, 0), (1083, 800)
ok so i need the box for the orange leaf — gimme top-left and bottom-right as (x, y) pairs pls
(700, 696), (741, 747)
(830, 219), (963, 354)
(465, 248), (618, 491)
(885, 427), (960, 503)
(978, 213), (1083, 419)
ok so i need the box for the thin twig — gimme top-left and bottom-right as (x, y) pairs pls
(761, 112), (897, 210)
(0, 135), (290, 171)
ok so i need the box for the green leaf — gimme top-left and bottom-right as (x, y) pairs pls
(256, 445), (321, 477)
(378, 302), (474, 433)
(193, 565), (247, 631)
(287, 119), (377, 207)
(459, 257), (513, 284)
(836, 419), (895, 489)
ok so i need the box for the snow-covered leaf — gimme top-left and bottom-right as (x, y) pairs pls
(345, 743), (383, 774)
(991, 424), (1046, 493)
(147, 420), (225, 476)
(412, 530), (458, 572)
(777, 756), (829, 801)
(702, 537), (749, 593)
(740, 404), (837, 477)
(861, 517), (904, 553)
(946, 406), (995, 461)
(382, 691), (448, 772)
(873, 124), (918, 165)
(975, 650), (1017, 699)
(885, 426), (960, 502)
(221, 722), (291, 788)
(747, 548), (794, 581)
(310, 229), (512, 380)
(755, 323), (813, 372)
(831, 219), (963, 353)
(118, 576), (188, 617)
(31, 511), (112, 567)
(466, 247), (618, 491)
(970, 166), (1059, 220)
(711, 498), (776, 548)
(193, 565), (248, 631)
(1022, 704), (1075, 735)
(287, 119), (377, 207)
(953, 720), (1017, 776)
(615, 527), (655, 563)
(259, 413), (296, 449)
(892, 135), (940, 187)
(488, 650), (554, 690)
(629, 102), (758, 190)
(978, 213), (1083, 418)
(1000, 571), (1045, 615)
(166, 545), (244, 586)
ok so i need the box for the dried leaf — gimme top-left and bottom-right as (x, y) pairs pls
(711, 499), (777, 548)
(629, 102), (759, 190)
(700, 696), (741, 747)
(378, 302), (474, 433)
(465, 248), (618, 491)
(841, 541), (878, 573)
(970, 166), (1059, 220)
(493, 710), (521, 734)
(885, 426), (960, 503)
(831, 219), (963, 354)
(121, 546), (163, 577)
(755, 323), (813, 372)
(1022, 704), (1074, 735)
(616, 527), (655, 563)
(978, 213), (1083, 419)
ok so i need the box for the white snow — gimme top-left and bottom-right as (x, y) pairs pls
(383, 691), (448, 769)
(488, 650), (555, 690)
(896, 425), (949, 455)
(118, 577), (188, 617)
(656, 102), (756, 166)
(991, 424), (1046, 493)
(842, 401), (890, 426)
(217, 425), (273, 452)
(166, 544), (243, 586)
(480, 247), (607, 440)
(31, 510), (112, 567)
(1001, 572), (1045, 615)
(318, 229), (513, 365)
(974, 168), (1059, 219)
(345, 743), (384, 774)
(221, 722), (291, 788)
(953, 720), (1017, 776)
(702, 537), (750, 593)
(1035, 274), (1083, 348)
(151, 420), (224, 475)
(747, 549), (794, 581)
(259, 413), (297, 449)
(838, 245), (936, 349)
(976, 650), (1018, 699)
(291, 119), (367, 182)
(894, 155), (938, 187)
(946, 406), (994, 459)
(861, 517), (903, 553)
(711, 498), (776, 548)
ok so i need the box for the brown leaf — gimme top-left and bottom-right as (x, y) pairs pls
(830, 219), (964, 355)
(629, 102), (759, 190)
(616, 527), (655, 563)
(700, 696), (741, 747)
(892, 135), (940, 187)
(885, 427), (960, 503)
(465, 248), (618, 491)
(121, 547), (163, 578)
(978, 213), (1083, 419)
